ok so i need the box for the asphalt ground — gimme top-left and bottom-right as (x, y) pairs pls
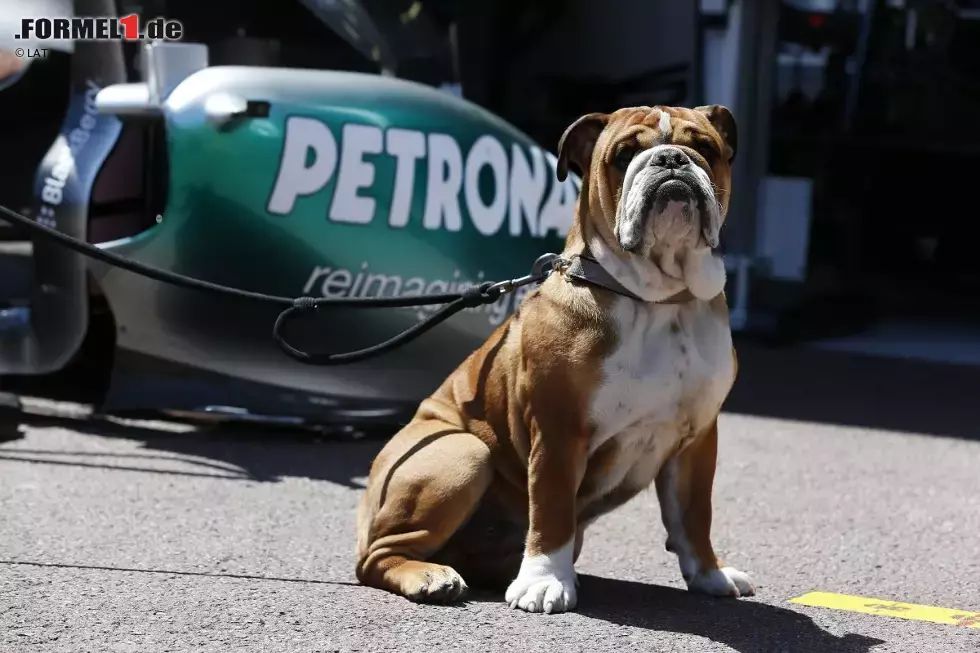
(1, 343), (979, 653)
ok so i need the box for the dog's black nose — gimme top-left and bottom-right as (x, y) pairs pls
(652, 146), (690, 170)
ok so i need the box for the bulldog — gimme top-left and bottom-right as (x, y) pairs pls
(354, 104), (752, 613)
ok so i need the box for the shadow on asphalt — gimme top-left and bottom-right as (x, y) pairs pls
(573, 574), (885, 653)
(0, 411), (387, 487)
(726, 339), (978, 441)
(3, 338), (977, 485)
(0, 559), (359, 587)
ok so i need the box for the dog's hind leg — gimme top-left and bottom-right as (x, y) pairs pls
(355, 420), (493, 603)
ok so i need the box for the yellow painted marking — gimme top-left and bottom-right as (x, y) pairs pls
(790, 592), (980, 629)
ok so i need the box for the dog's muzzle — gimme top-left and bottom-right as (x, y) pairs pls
(652, 178), (697, 215)
(648, 146), (705, 211)
(619, 146), (711, 253)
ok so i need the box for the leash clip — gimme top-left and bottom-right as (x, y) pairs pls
(487, 253), (565, 295)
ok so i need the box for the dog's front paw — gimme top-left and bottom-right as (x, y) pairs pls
(505, 574), (577, 614)
(687, 566), (755, 598)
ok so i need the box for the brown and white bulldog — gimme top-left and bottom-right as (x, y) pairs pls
(355, 104), (752, 613)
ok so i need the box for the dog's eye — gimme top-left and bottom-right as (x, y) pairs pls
(691, 142), (717, 165)
(613, 145), (639, 172)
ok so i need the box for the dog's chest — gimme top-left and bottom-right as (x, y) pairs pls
(585, 300), (734, 492)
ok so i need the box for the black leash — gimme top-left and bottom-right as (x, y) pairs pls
(0, 204), (562, 366)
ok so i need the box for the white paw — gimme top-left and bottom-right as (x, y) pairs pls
(504, 541), (578, 614)
(505, 573), (577, 614)
(687, 566), (755, 598)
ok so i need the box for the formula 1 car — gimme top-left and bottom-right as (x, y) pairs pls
(0, 0), (578, 429)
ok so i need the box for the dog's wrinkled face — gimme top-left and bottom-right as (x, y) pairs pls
(557, 106), (737, 258)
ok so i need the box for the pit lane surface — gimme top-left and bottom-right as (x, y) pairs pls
(2, 345), (979, 652)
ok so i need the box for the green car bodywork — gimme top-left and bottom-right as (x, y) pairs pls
(86, 65), (581, 422)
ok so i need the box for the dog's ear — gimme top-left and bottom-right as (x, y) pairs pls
(695, 105), (737, 162)
(556, 112), (609, 181)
